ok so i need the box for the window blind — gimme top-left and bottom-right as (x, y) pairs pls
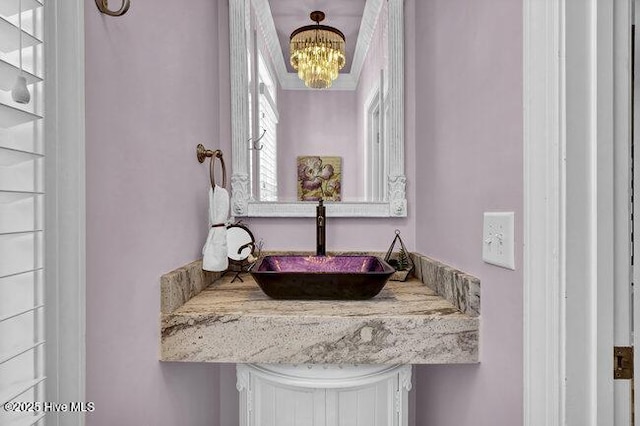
(0, 1), (45, 425)
(258, 85), (278, 202)
(257, 53), (278, 202)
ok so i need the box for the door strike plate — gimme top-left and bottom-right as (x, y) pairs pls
(614, 346), (634, 380)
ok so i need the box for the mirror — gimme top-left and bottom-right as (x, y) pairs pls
(229, 0), (406, 217)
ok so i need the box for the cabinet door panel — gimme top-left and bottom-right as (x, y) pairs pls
(254, 379), (323, 426)
(238, 364), (410, 426)
(327, 378), (395, 426)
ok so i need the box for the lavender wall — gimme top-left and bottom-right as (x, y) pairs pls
(413, 0), (523, 425)
(83, 0), (521, 423)
(85, 1), (222, 424)
(277, 90), (360, 200)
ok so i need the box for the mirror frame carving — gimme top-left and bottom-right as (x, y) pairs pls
(229, 0), (406, 217)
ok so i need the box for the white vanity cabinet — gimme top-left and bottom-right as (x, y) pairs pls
(236, 364), (412, 426)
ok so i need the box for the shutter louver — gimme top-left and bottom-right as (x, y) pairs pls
(0, 1), (45, 425)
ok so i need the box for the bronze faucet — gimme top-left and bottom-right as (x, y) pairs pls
(316, 200), (326, 256)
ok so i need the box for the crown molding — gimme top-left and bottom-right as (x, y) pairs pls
(349, 0), (384, 85)
(251, 0), (384, 91)
(251, 0), (288, 81)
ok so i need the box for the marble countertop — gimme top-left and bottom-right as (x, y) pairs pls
(160, 256), (479, 365)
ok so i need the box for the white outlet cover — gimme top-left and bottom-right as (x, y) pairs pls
(482, 212), (515, 270)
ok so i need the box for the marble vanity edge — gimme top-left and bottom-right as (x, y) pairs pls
(410, 253), (481, 317)
(161, 314), (479, 365)
(160, 260), (222, 314)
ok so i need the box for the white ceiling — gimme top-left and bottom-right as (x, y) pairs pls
(268, 0), (366, 73)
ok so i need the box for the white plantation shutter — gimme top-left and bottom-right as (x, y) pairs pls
(0, 1), (46, 425)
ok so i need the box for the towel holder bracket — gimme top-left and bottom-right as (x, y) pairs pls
(197, 144), (222, 163)
(197, 144), (227, 189)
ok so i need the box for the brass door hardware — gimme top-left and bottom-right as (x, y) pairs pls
(614, 346), (634, 380)
(95, 0), (130, 17)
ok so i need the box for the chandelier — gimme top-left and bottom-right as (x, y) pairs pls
(290, 11), (346, 89)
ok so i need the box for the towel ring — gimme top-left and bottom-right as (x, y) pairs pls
(95, 0), (130, 16)
(197, 144), (226, 188)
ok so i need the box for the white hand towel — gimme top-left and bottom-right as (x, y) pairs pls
(202, 185), (229, 271)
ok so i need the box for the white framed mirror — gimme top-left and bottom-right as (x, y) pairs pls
(229, 0), (406, 217)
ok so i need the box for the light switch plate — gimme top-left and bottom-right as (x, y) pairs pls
(482, 212), (515, 270)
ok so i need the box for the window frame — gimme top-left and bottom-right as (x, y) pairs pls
(43, 1), (86, 424)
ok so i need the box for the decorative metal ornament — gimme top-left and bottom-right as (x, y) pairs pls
(224, 223), (262, 283)
(384, 229), (414, 281)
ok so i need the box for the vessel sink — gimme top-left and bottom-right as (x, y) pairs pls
(250, 255), (395, 300)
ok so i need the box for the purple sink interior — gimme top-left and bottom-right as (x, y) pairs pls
(257, 255), (386, 273)
(250, 255), (395, 300)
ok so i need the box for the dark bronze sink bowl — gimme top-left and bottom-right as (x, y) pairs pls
(250, 255), (395, 300)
